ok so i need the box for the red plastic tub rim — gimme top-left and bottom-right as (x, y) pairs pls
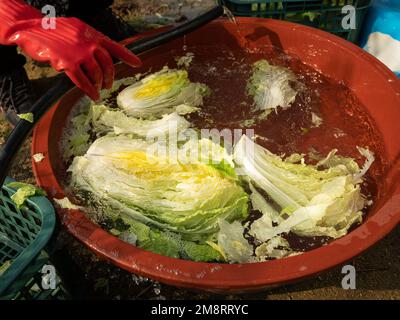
(32, 18), (400, 292)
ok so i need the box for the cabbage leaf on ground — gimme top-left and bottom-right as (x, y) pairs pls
(7, 182), (46, 208)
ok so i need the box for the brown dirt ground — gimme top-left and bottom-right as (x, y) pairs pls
(0, 0), (398, 300)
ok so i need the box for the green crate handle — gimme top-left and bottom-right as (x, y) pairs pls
(0, 177), (56, 297)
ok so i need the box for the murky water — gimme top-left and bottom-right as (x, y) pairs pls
(69, 40), (386, 254)
(126, 43), (384, 177)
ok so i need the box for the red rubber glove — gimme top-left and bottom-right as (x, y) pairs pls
(0, 0), (142, 100)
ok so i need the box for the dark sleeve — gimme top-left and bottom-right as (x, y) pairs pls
(26, 0), (114, 16)
(0, 46), (26, 72)
(25, 0), (70, 16)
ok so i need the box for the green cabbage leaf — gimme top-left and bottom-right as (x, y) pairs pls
(7, 182), (46, 208)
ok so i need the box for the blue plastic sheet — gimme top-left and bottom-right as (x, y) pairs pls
(360, 0), (400, 77)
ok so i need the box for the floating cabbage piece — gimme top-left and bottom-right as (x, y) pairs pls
(217, 219), (254, 263)
(117, 66), (209, 118)
(90, 104), (190, 137)
(68, 135), (248, 241)
(311, 112), (323, 128)
(99, 76), (139, 101)
(354, 147), (375, 182)
(7, 182), (46, 208)
(249, 182), (280, 224)
(247, 59), (302, 113)
(284, 153), (306, 164)
(255, 236), (293, 260)
(314, 149), (352, 171)
(175, 52), (194, 69)
(234, 135), (374, 241)
(63, 110), (92, 159)
(249, 211), (275, 242)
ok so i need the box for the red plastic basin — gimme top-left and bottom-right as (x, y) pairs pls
(32, 18), (400, 293)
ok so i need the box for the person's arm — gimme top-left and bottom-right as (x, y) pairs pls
(0, 0), (141, 100)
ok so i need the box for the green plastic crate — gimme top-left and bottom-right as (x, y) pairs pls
(220, 0), (372, 43)
(0, 178), (67, 299)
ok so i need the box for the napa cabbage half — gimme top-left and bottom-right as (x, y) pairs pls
(68, 135), (249, 241)
(233, 135), (374, 241)
(117, 66), (209, 118)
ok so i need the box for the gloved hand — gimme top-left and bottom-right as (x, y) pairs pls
(0, 0), (142, 100)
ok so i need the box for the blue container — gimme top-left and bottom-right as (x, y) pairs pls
(360, 0), (400, 77)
